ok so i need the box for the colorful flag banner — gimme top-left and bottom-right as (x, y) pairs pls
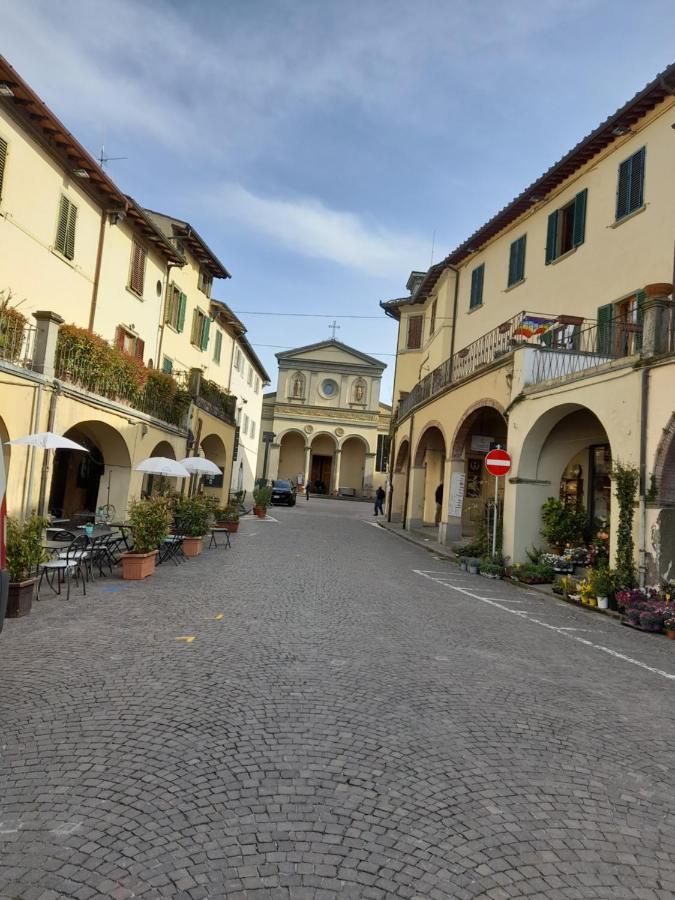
(513, 315), (556, 338)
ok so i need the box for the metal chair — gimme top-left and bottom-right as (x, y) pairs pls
(38, 533), (88, 600)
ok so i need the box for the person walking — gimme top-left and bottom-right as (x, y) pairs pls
(435, 483), (443, 524)
(305, 480), (312, 501)
(374, 485), (385, 516)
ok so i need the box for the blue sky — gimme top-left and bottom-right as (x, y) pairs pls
(2, 0), (675, 400)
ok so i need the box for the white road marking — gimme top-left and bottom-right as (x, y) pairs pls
(413, 569), (675, 682)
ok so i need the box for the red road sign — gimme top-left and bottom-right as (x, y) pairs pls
(485, 448), (512, 477)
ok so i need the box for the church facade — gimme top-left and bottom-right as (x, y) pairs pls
(257, 340), (391, 497)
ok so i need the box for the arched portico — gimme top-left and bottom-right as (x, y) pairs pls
(200, 433), (228, 504)
(310, 433), (337, 494)
(390, 439), (409, 522)
(48, 420), (132, 520)
(278, 430), (306, 484)
(141, 440), (177, 497)
(338, 435), (368, 496)
(409, 424), (447, 531)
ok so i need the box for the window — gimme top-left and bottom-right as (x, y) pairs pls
(616, 147), (645, 221)
(429, 299), (437, 336)
(191, 308), (210, 350)
(162, 356), (173, 374)
(406, 315), (423, 349)
(469, 263), (484, 309)
(321, 378), (339, 398)
(376, 434), (390, 473)
(234, 347), (243, 372)
(247, 364), (253, 385)
(197, 268), (213, 298)
(545, 189), (587, 263)
(213, 329), (223, 364)
(236, 406), (242, 425)
(55, 195), (78, 260)
(115, 325), (144, 360)
(597, 292), (644, 356)
(507, 235), (526, 287)
(254, 375), (260, 393)
(0, 135), (7, 202)
(250, 420), (256, 440)
(243, 413), (249, 434)
(165, 284), (187, 332)
(128, 240), (147, 296)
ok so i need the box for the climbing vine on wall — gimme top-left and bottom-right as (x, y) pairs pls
(613, 460), (639, 588)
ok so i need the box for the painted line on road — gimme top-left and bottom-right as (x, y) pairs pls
(413, 569), (675, 682)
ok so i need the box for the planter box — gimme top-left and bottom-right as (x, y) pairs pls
(215, 521), (239, 533)
(122, 551), (157, 580)
(556, 314), (584, 326)
(7, 578), (35, 617)
(182, 537), (204, 558)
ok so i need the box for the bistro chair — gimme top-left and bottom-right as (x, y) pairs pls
(38, 532), (88, 601)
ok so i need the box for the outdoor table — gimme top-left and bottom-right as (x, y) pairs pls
(209, 527), (231, 550)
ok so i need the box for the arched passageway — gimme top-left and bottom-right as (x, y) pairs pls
(390, 439), (409, 522)
(142, 441), (177, 497)
(310, 433), (337, 494)
(278, 431), (306, 483)
(411, 425), (446, 528)
(339, 436), (367, 495)
(48, 421), (131, 520)
(200, 433), (228, 503)
(451, 405), (507, 536)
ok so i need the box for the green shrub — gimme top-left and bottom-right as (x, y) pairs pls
(6, 514), (49, 582)
(253, 485), (273, 508)
(174, 495), (212, 537)
(540, 498), (586, 549)
(128, 496), (171, 554)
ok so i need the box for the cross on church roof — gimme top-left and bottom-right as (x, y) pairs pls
(329, 320), (340, 340)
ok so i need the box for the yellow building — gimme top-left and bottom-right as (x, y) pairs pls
(0, 55), (238, 519)
(384, 63), (675, 583)
(257, 340), (391, 497)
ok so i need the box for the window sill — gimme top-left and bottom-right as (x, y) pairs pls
(401, 346), (422, 353)
(549, 246), (578, 266)
(504, 277), (526, 293)
(126, 286), (144, 301)
(467, 303), (484, 314)
(164, 322), (180, 334)
(190, 342), (205, 352)
(611, 203), (647, 229)
(50, 247), (76, 268)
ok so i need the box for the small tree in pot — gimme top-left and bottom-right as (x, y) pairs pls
(253, 485), (272, 518)
(174, 495), (212, 556)
(215, 505), (240, 533)
(122, 497), (171, 579)
(6, 514), (49, 616)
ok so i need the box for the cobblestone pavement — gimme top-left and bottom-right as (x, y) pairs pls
(2, 499), (675, 899)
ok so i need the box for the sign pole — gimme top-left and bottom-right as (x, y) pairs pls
(492, 470), (499, 558)
(484, 445), (512, 559)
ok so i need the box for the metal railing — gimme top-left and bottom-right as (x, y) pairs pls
(195, 378), (237, 425)
(398, 311), (591, 420)
(0, 313), (36, 369)
(530, 315), (642, 384)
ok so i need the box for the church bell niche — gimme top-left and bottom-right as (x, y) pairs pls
(289, 371), (306, 400)
(352, 378), (367, 405)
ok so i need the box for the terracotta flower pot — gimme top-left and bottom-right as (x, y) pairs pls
(224, 521), (239, 533)
(182, 536), (204, 557)
(7, 578), (35, 617)
(253, 506), (267, 519)
(121, 551), (157, 580)
(667, 630), (675, 640)
(643, 282), (673, 298)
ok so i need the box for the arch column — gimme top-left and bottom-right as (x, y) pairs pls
(303, 445), (311, 488)
(439, 457), (466, 545)
(332, 448), (342, 494)
(407, 465), (426, 530)
(267, 443), (280, 481)
(363, 452), (375, 495)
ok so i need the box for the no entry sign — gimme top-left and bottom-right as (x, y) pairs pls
(485, 447), (511, 477)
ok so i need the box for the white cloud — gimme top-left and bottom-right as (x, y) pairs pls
(208, 183), (429, 277)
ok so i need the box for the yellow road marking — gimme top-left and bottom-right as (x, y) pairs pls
(175, 636), (195, 644)
(213, 613), (224, 621)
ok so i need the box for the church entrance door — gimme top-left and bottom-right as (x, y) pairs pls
(311, 455), (332, 494)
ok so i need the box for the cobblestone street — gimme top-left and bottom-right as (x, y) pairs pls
(2, 499), (675, 899)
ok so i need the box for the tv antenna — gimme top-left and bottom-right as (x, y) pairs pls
(98, 144), (128, 169)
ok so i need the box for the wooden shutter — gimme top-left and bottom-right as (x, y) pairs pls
(429, 300), (437, 335)
(200, 314), (211, 351)
(129, 241), (146, 295)
(55, 196), (70, 256)
(406, 315), (422, 349)
(573, 189), (587, 248)
(177, 292), (187, 332)
(469, 264), (484, 309)
(596, 303), (614, 355)
(0, 136), (7, 201)
(508, 239), (518, 286)
(213, 330), (222, 363)
(162, 356), (173, 374)
(634, 290), (645, 353)
(545, 211), (558, 264)
(135, 338), (145, 361)
(616, 157), (631, 220)
(114, 326), (125, 351)
(629, 147), (645, 213)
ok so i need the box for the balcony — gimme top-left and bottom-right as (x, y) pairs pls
(0, 309), (37, 370)
(396, 310), (642, 421)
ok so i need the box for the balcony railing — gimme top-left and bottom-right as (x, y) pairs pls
(529, 314), (642, 384)
(0, 312), (36, 370)
(398, 311), (587, 420)
(194, 377), (237, 426)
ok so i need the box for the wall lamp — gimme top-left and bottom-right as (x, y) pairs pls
(0, 83), (15, 97)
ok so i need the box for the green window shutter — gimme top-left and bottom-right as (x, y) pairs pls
(0, 136), (7, 201)
(507, 240), (518, 287)
(572, 188), (587, 248)
(634, 290), (645, 353)
(55, 196), (69, 255)
(65, 202), (77, 260)
(470, 264), (484, 309)
(214, 330), (222, 363)
(190, 309), (199, 344)
(177, 292), (187, 332)
(162, 356), (173, 374)
(629, 147), (645, 213)
(517, 235), (526, 282)
(596, 303), (614, 355)
(616, 158), (631, 220)
(545, 211), (558, 264)
(201, 315), (211, 351)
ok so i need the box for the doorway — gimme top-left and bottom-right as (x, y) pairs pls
(311, 455), (332, 494)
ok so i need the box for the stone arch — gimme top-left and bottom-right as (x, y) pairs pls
(200, 432), (228, 504)
(289, 371), (306, 400)
(450, 398), (506, 460)
(414, 421), (448, 466)
(653, 412), (675, 505)
(277, 427), (309, 447)
(278, 431), (306, 482)
(149, 440), (176, 459)
(309, 432), (337, 494)
(338, 433), (369, 452)
(394, 439), (409, 473)
(310, 432), (338, 452)
(48, 420), (132, 519)
(339, 435), (367, 495)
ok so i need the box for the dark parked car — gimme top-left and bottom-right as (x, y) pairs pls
(270, 479), (296, 506)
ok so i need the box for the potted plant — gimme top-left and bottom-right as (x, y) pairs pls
(253, 485), (272, 519)
(122, 496), (171, 579)
(639, 609), (663, 633)
(664, 616), (675, 640)
(479, 560), (503, 579)
(540, 498), (586, 553)
(174, 495), (211, 556)
(457, 555), (467, 572)
(589, 567), (614, 610)
(6, 515), (48, 616)
(215, 505), (240, 533)
(467, 557), (480, 575)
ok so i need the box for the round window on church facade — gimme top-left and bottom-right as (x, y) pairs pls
(321, 378), (339, 398)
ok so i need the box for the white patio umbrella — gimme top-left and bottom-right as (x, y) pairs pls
(135, 457), (191, 478)
(178, 457), (222, 476)
(7, 431), (89, 451)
